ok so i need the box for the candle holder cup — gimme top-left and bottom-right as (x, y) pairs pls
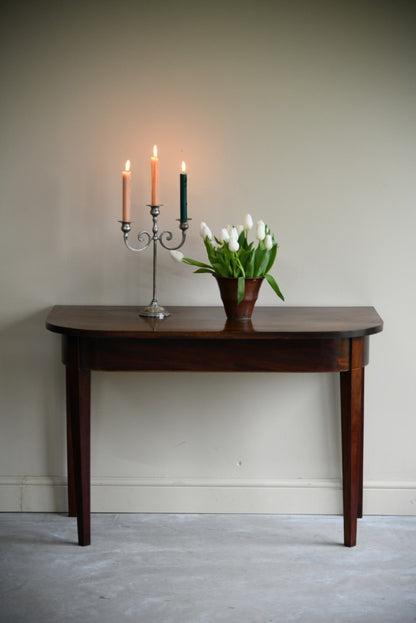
(119, 205), (190, 318)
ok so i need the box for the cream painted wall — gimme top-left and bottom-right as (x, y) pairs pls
(1, 1), (415, 514)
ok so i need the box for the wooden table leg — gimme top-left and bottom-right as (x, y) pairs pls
(340, 337), (365, 547)
(65, 342), (91, 546)
(66, 368), (76, 518)
(357, 367), (364, 519)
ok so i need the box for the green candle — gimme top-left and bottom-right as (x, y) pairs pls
(180, 161), (187, 221)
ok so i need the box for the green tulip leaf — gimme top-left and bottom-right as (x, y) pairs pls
(265, 273), (285, 301)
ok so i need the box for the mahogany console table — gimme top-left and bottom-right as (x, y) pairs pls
(46, 305), (383, 547)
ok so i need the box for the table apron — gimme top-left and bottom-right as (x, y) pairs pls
(62, 335), (369, 373)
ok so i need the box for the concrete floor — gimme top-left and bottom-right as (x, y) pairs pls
(0, 514), (415, 622)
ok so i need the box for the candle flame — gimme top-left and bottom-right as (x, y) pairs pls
(125, 159), (131, 172)
(181, 161), (186, 173)
(153, 144), (158, 158)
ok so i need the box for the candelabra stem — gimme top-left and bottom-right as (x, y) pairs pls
(139, 206), (170, 318)
(152, 232), (157, 304)
(120, 205), (189, 319)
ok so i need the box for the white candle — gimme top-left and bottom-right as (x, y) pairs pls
(151, 144), (159, 206)
(122, 160), (131, 222)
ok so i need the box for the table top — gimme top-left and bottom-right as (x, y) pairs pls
(46, 306), (383, 340)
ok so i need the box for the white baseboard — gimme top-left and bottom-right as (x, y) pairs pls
(1, 476), (415, 515)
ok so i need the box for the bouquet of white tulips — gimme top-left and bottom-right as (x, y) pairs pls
(171, 214), (284, 304)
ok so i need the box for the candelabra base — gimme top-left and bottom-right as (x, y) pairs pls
(139, 302), (171, 318)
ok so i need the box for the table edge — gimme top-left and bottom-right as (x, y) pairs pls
(45, 305), (384, 340)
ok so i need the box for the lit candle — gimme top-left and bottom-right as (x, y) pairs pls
(151, 144), (159, 206)
(180, 160), (187, 221)
(122, 160), (131, 222)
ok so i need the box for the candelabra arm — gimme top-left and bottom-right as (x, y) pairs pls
(120, 222), (152, 253)
(159, 221), (189, 251)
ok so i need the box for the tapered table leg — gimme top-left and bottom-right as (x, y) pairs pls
(357, 367), (364, 519)
(66, 368), (76, 517)
(340, 338), (365, 547)
(66, 353), (91, 546)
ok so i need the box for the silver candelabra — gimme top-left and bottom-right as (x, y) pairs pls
(119, 204), (189, 318)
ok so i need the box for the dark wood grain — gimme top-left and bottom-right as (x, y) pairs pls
(47, 306), (383, 339)
(340, 338), (366, 547)
(65, 367), (76, 518)
(46, 306), (383, 547)
(62, 335), (355, 373)
(65, 337), (91, 546)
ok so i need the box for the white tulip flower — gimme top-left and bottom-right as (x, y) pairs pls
(228, 237), (239, 252)
(237, 224), (244, 235)
(200, 221), (213, 240)
(230, 226), (239, 241)
(256, 220), (266, 241)
(264, 234), (273, 250)
(170, 250), (184, 262)
(243, 214), (253, 230)
(219, 228), (230, 243)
